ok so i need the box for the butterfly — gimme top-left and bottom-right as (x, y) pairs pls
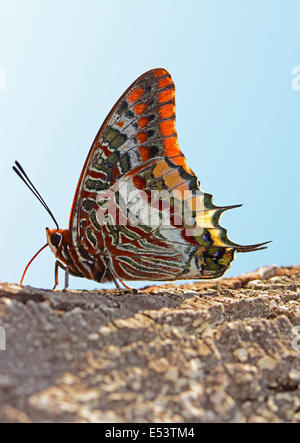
(13, 68), (269, 290)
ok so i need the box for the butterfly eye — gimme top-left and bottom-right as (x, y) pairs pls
(51, 233), (62, 248)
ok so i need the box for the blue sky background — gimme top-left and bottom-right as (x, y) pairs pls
(0, 0), (299, 290)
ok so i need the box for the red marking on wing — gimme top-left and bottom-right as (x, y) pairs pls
(138, 117), (149, 128)
(163, 137), (192, 173)
(160, 120), (175, 137)
(159, 104), (175, 119)
(159, 89), (175, 103)
(164, 136), (180, 156)
(158, 77), (173, 88)
(139, 146), (150, 161)
(133, 175), (146, 190)
(100, 143), (112, 157)
(137, 132), (148, 143)
(134, 103), (148, 115)
(128, 87), (145, 103)
(154, 69), (168, 77)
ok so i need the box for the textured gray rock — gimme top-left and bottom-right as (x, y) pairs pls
(0, 265), (299, 423)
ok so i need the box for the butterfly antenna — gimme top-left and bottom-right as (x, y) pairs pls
(13, 161), (59, 230)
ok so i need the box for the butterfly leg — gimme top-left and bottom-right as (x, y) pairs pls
(98, 252), (123, 292)
(64, 267), (70, 291)
(111, 274), (138, 293)
(121, 280), (140, 294)
(53, 261), (60, 290)
(98, 250), (136, 293)
(119, 278), (134, 291)
(104, 263), (132, 293)
(109, 272), (123, 292)
(53, 260), (70, 291)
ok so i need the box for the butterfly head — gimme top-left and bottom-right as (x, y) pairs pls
(46, 228), (64, 256)
(46, 227), (86, 279)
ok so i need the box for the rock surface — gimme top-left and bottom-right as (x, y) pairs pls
(0, 265), (299, 423)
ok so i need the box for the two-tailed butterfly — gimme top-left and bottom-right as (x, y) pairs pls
(13, 68), (269, 291)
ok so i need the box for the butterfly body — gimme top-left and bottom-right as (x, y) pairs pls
(42, 68), (268, 288)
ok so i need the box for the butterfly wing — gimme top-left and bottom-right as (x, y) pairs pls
(69, 68), (267, 282)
